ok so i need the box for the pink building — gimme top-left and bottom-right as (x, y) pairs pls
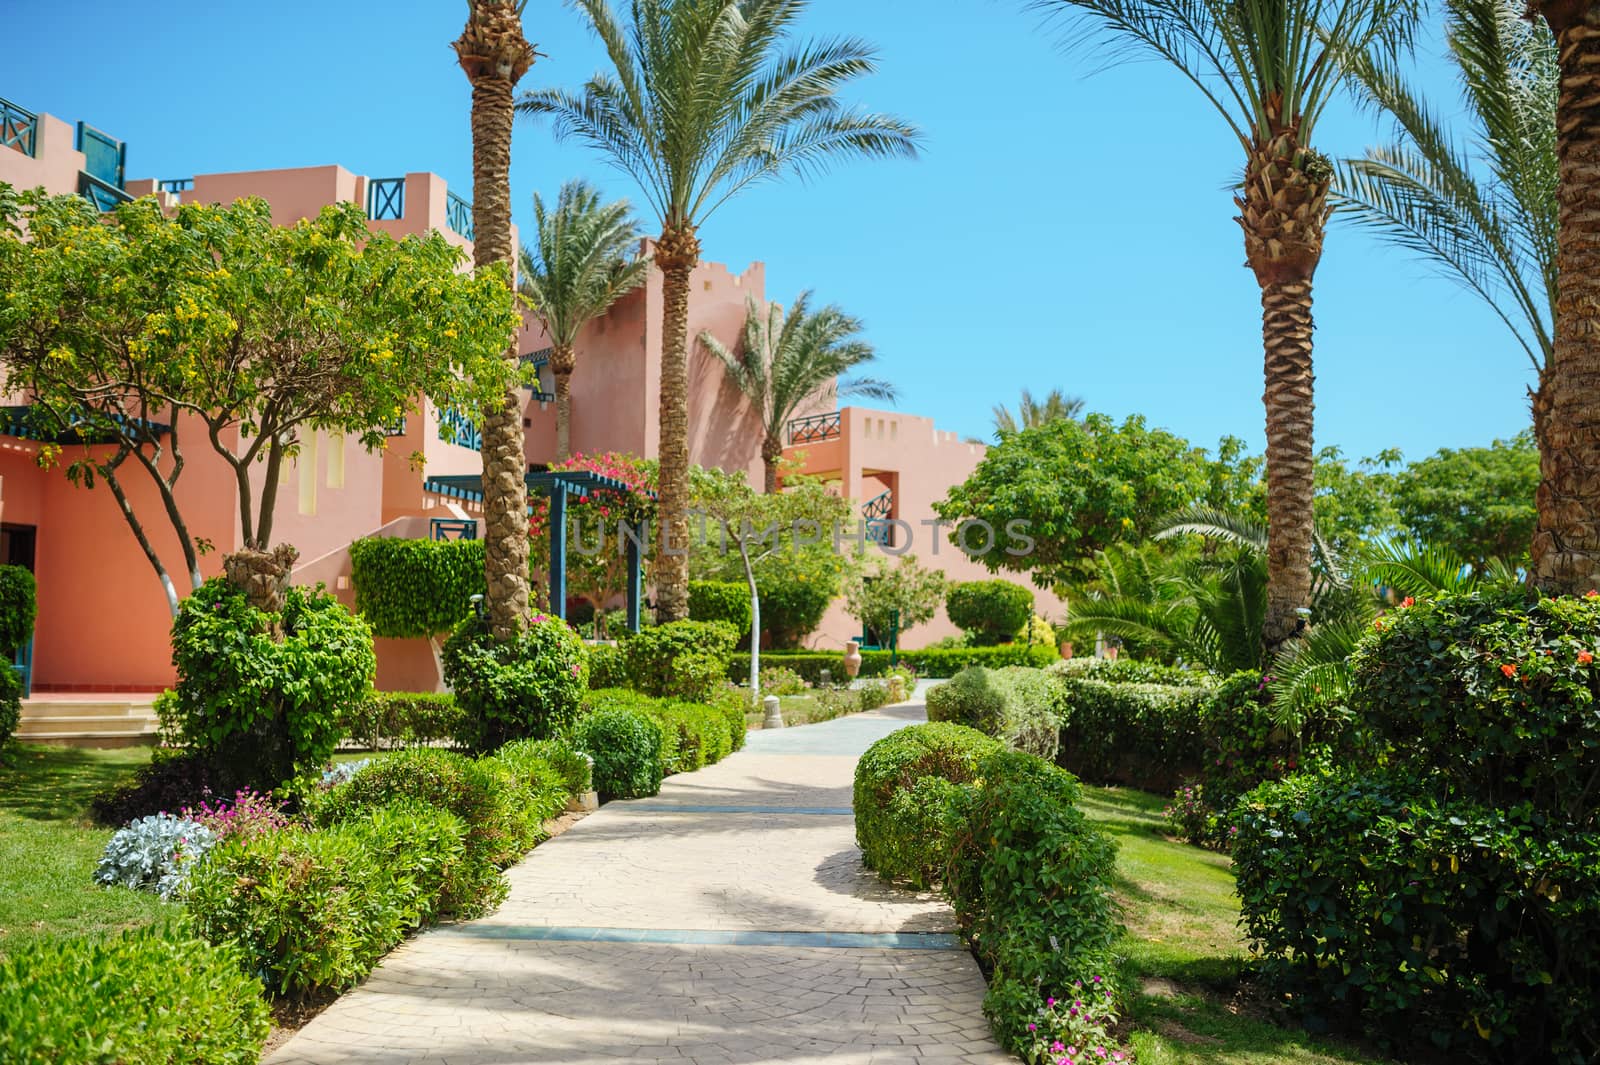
(0, 92), (1060, 710)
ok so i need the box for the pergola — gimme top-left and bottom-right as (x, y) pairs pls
(422, 470), (651, 633)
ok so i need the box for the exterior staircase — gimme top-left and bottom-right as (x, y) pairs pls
(15, 696), (160, 748)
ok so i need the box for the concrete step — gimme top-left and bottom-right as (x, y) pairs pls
(17, 713), (160, 733)
(11, 729), (155, 749)
(19, 701), (158, 722)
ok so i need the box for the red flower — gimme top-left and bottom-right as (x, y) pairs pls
(1400, 597), (1415, 608)
(1580, 651), (1594, 666)
(1501, 663), (1518, 678)
(1588, 590), (1599, 599)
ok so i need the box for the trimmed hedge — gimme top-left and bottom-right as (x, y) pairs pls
(1048, 655), (1210, 687)
(687, 580), (751, 636)
(338, 691), (465, 750)
(620, 620), (738, 702)
(349, 536), (485, 639)
(926, 666), (1060, 759)
(1052, 676), (1211, 793)
(587, 642), (628, 689)
(497, 736), (592, 797)
(854, 722), (1002, 887)
(188, 802), (475, 997)
(573, 704), (663, 800)
(442, 613), (588, 749)
(0, 922), (270, 1063)
(746, 643), (1061, 685)
(945, 580), (1033, 645)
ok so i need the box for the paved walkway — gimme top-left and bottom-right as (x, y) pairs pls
(267, 699), (1011, 1064)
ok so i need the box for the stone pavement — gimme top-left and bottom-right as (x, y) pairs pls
(267, 700), (1013, 1065)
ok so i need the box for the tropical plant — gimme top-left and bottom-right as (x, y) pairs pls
(455, 0), (539, 640)
(1030, 0), (1418, 650)
(1526, 0), (1600, 593)
(518, 180), (650, 461)
(1337, 0), (1555, 378)
(700, 292), (895, 492)
(991, 387), (1084, 435)
(843, 554), (947, 647)
(519, 0), (920, 620)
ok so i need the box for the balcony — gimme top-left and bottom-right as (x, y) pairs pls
(447, 191), (473, 241)
(1, 96), (36, 157)
(786, 411), (842, 445)
(366, 176), (405, 222)
(437, 408), (481, 451)
(78, 172), (131, 212)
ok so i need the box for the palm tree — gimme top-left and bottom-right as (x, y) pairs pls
(1030, 0), (1416, 651)
(456, 1), (538, 640)
(1336, 0), (1555, 422)
(1523, 0), (1600, 593)
(519, 180), (650, 462)
(518, 0), (919, 620)
(992, 388), (1085, 435)
(699, 292), (897, 493)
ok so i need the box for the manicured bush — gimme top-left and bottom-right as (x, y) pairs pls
(95, 814), (217, 899)
(0, 922), (270, 1064)
(1051, 676), (1211, 793)
(442, 612), (587, 750)
(1233, 771), (1600, 1063)
(348, 536), (485, 638)
(857, 678), (896, 712)
(0, 665), (20, 751)
(313, 748), (533, 911)
(573, 705), (663, 800)
(712, 687), (748, 752)
(1048, 655), (1210, 687)
(644, 699), (732, 775)
(945, 751), (1121, 1054)
(587, 642), (628, 689)
(338, 690), (465, 750)
(926, 666), (1060, 759)
(945, 580), (1034, 645)
(488, 740), (578, 821)
(619, 620), (738, 702)
(748, 643), (1061, 685)
(169, 578), (375, 789)
(1352, 588), (1600, 825)
(854, 722), (1002, 887)
(687, 579), (751, 635)
(0, 563), (37, 656)
(497, 736), (592, 797)
(91, 748), (222, 825)
(187, 802), (473, 996)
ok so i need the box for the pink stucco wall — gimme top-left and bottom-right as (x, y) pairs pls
(0, 113), (84, 198)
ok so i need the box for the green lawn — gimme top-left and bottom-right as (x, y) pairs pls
(0, 743), (168, 957)
(1080, 785), (1396, 1064)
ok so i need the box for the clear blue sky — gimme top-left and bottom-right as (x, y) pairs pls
(6, 0), (1535, 464)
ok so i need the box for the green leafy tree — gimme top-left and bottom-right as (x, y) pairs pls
(1393, 430), (1539, 566)
(700, 292), (895, 493)
(690, 467), (850, 694)
(991, 388), (1084, 435)
(1312, 447), (1403, 556)
(456, 0), (540, 640)
(519, 0), (919, 621)
(0, 191), (517, 613)
(519, 180), (650, 462)
(1031, 0), (1417, 650)
(935, 412), (1210, 588)
(843, 554), (947, 646)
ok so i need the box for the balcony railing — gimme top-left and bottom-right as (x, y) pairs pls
(863, 489), (894, 546)
(157, 178), (193, 193)
(76, 122), (125, 189)
(437, 408), (481, 451)
(78, 172), (132, 212)
(786, 410), (842, 445)
(0, 97), (37, 157)
(367, 177), (405, 221)
(447, 191), (474, 241)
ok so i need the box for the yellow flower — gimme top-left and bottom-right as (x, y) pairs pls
(443, 328), (457, 339)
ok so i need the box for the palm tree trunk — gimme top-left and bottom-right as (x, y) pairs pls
(1260, 278), (1317, 648)
(1237, 116), (1331, 652)
(457, 2), (536, 641)
(653, 223), (701, 621)
(1530, 2), (1600, 594)
(761, 433), (783, 493)
(551, 344), (576, 463)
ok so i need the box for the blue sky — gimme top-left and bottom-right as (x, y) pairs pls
(7, 0), (1536, 464)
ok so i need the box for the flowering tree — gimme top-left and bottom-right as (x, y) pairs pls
(844, 554), (948, 647)
(0, 190), (518, 612)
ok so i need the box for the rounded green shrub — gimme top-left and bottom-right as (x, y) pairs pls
(488, 740), (577, 822)
(442, 612), (588, 750)
(853, 722), (1002, 887)
(349, 537), (485, 638)
(573, 705), (663, 800)
(618, 620), (737, 702)
(497, 736), (592, 797)
(0, 564), (36, 656)
(0, 921), (270, 1063)
(945, 580), (1033, 645)
(688, 580), (752, 636)
(587, 642), (628, 689)
(169, 578), (375, 790)
(926, 666), (1060, 759)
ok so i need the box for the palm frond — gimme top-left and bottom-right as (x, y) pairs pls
(1357, 538), (1478, 597)
(1266, 616), (1370, 730)
(1156, 505), (1269, 552)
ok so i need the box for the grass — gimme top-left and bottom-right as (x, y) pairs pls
(743, 690), (864, 729)
(0, 742), (167, 957)
(1080, 784), (1396, 1065)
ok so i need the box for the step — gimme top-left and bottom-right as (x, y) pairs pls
(17, 714), (160, 734)
(11, 729), (156, 749)
(19, 701), (158, 722)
